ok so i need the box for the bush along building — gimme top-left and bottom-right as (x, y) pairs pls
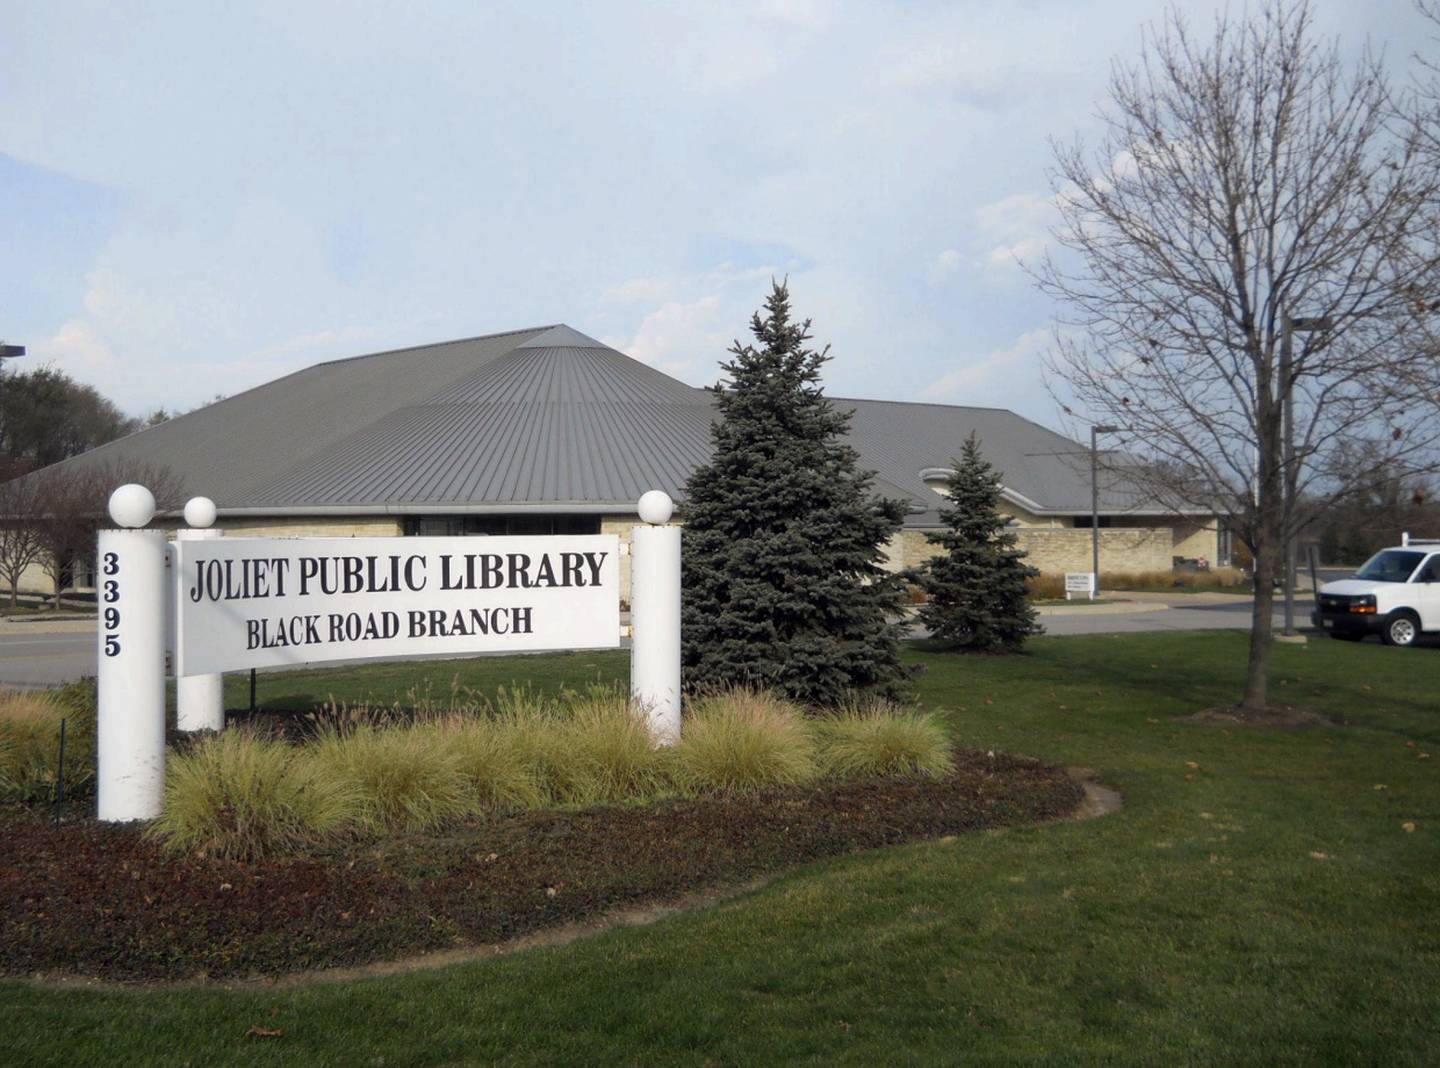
(10, 324), (1225, 598)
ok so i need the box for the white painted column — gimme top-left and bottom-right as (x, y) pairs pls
(97, 485), (167, 822)
(175, 496), (225, 732)
(630, 490), (682, 745)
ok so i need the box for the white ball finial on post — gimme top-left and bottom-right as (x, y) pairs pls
(637, 489), (674, 525)
(97, 484), (167, 822)
(630, 491), (681, 745)
(176, 497), (225, 733)
(108, 484), (157, 528)
(182, 496), (217, 529)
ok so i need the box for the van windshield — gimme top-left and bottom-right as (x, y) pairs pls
(1354, 550), (1425, 583)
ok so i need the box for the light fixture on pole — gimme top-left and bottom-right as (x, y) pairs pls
(1090, 424), (1126, 596)
(0, 342), (24, 454)
(1279, 312), (1332, 638)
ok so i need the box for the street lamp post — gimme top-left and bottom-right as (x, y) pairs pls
(0, 342), (25, 455)
(1091, 424), (1124, 596)
(1279, 312), (1332, 637)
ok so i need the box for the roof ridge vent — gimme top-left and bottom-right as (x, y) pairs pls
(514, 324), (609, 350)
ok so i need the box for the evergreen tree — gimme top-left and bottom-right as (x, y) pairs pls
(681, 282), (909, 704)
(916, 433), (1040, 651)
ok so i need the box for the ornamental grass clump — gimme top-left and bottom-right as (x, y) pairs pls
(443, 715), (544, 813)
(149, 728), (356, 860)
(0, 689), (93, 803)
(566, 692), (674, 804)
(817, 699), (954, 779)
(675, 689), (818, 794)
(310, 724), (471, 834)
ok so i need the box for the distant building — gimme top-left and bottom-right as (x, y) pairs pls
(16, 324), (1225, 597)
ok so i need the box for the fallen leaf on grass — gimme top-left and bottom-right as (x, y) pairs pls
(1184, 773), (1195, 782)
(1309, 852), (1329, 861)
(1419, 753), (1431, 761)
(1405, 741), (1416, 748)
(1375, 784), (1388, 791)
(245, 1026), (282, 1040)
(1185, 761), (1200, 770)
(1402, 822), (1417, 833)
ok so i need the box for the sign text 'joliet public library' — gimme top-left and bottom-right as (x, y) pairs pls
(174, 535), (622, 675)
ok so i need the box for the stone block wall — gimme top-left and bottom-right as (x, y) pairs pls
(887, 525), (1175, 576)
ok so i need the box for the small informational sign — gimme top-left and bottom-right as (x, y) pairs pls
(1065, 572), (1096, 601)
(174, 535), (621, 675)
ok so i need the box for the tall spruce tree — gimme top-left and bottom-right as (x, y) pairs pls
(916, 433), (1040, 651)
(681, 282), (909, 704)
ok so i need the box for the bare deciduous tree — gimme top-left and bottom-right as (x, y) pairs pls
(1037, 0), (1440, 713)
(31, 460), (185, 609)
(0, 476), (44, 608)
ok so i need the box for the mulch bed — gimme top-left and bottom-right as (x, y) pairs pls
(0, 750), (1083, 984)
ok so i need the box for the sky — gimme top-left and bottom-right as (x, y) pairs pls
(0, 0), (1433, 430)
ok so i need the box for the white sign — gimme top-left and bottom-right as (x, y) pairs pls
(1065, 572), (1096, 600)
(174, 534), (621, 675)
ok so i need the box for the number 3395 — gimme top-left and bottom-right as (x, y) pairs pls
(102, 552), (121, 657)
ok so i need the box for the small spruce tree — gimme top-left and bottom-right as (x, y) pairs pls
(681, 282), (909, 704)
(916, 433), (1041, 651)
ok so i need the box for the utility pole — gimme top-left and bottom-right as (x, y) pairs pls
(1279, 312), (1331, 638)
(0, 342), (25, 456)
(1091, 424), (1123, 595)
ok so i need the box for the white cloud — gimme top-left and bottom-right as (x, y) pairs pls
(598, 276), (677, 305)
(45, 319), (117, 376)
(754, 0), (834, 29)
(974, 191), (1057, 276)
(921, 327), (1052, 403)
(606, 296), (726, 380)
(929, 248), (962, 283)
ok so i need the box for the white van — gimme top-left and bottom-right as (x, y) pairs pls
(1311, 535), (1440, 647)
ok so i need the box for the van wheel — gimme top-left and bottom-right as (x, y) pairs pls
(1381, 611), (1421, 647)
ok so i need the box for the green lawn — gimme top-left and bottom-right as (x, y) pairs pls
(9, 632), (1440, 1066)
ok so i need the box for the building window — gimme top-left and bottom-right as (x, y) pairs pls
(59, 555), (96, 591)
(1072, 516), (1112, 529)
(402, 515), (602, 537)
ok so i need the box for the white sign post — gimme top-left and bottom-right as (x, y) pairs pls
(97, 483), (679, 821)
(630, 491), (682, 745)
(96, 485), (168, 822)
(175, 497), (225, 732)
(1065, 572), (1097, 601)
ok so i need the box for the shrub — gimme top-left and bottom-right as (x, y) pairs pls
(1025, 573), (1067, 600)
(566, 693), (674, 803)
(1104, 568), (1248, 592)
(310, 725), (471, 834)
(1027, 567), (1248, 598)
(675, 689), (818, 794)
(149, 728), (356, 859)
(817, 699), (954, 779)
(0, 690), (93, 803)
(443, 715), (544, 812)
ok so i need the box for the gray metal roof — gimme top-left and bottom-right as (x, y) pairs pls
(31, 324), (1177, 524)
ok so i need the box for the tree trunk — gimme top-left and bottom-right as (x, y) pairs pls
(1241, 536), (1275, 712)
(7, 579), (16, 609)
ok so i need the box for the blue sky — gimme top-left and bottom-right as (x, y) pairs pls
(0, 0), (1431, 426)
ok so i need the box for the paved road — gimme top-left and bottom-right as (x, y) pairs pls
(0, 630), (95, 689)
(0, 597), (1315, 689)
(1041, 599), (1288, 636)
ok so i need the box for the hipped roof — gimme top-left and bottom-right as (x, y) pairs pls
(29, 325), (1183, 525)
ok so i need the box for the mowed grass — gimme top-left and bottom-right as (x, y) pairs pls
(8, 632), (1440, 1066)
